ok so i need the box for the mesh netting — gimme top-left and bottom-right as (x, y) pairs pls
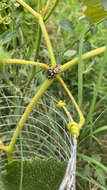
(0, 86), (76, 190)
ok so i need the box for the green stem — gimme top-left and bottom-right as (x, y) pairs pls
(7, 78), (54, 162)
(3, 58), (49, 70)
(79, 124), (107, 145)
(43, 0), (53, 17)
(80, 46), (107, 140)
(26, 26), (42, 86)
(37, 0), (43, 61)
(16, 0), (56, 68)
(34, 26), (42, 61)
(38, 16), (56, 67)
(44, 0), (59, 21)
(16, 0), (40, 19)
(85, 46), (107, 126)
(2, 65), (11, 85)
(26, 0), (43, 86)
(60, 46), (106, 72)
(78, 24), (88, 110)
(57, 76), (85, 128)
(77, 153), (107, 172)
(26, 0), (58, 86)
(6, 150), (14, 163)
(38, 0), (42, 11)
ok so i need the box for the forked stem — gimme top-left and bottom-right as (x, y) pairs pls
(57, 76), (85, 128)
(16, 0), (56, 67)
(16, 0), (40, 19)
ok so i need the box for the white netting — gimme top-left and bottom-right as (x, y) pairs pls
(0, 86), (77, 190)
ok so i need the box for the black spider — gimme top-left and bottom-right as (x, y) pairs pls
(47, 65), (60, 79)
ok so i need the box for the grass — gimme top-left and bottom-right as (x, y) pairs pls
(0, 0), (107, 189)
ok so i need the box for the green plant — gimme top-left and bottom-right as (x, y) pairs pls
(0, 0), (107, 189)
(0, 0), (86, 163)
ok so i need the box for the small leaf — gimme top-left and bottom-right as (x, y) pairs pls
(77, 40), (91, 54)
(83, 40), (92, 53)
(81, 164), (90, 177)
(90, 24), (98, 35)
(94, 167), (106, 185)
(63, 50), (76, 59)
(79, 17), (91, 24)
(100, 0), (107, 11)
(59, 19), (74, 33)
(92, 154), (102, 162)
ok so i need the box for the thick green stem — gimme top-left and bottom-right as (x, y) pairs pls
(3, 58), (49, 70)
(26, 0), (58, 86)
(6, 148), (14, 163)
(7, 79), (54, 162)
(16, 0), (40, 19)
(15, 0), (56, 68)
(60, 46), (106, 72)
(38, 16), (56, 67)
(57, 76), (85, 128)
